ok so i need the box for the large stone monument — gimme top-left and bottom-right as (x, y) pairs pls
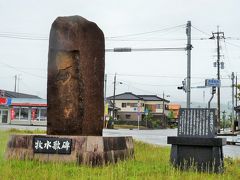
(47, 16), (104, 136)
(168, 108), (226, 173)
(6, 16), (134, 166)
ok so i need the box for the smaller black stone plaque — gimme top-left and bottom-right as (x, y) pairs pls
(33, 136), (72, 154)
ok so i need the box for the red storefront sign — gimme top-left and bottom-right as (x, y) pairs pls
(0, 98), (7, 105)
(0, 98), (11, 105)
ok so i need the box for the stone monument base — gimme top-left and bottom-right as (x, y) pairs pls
(6, 135), (134, 166)
(167, 136), (226, 173)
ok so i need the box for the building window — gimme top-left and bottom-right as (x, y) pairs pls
(126, 114), (131, 119)
(127, 103), (138, 107)
(13, 107), (29, 120)
(156, 104), (163, 109)
(122, 103), (126, 108)
(32, 107), (47, 121)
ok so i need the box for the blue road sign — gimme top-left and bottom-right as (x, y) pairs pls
(205, 79), (221, 87)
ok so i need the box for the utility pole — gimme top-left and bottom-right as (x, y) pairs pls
(222, 111), (226, 131)
(113, 73), (116, 120)
(208, 86), (216, 109)
(17, 74), (21, 95)
(186, 21), (192, 109)
(236, 74), (238, 121)
(14, 75), (17, 92)
(210, 26), (225, 133)
(231, 72), (235, 132)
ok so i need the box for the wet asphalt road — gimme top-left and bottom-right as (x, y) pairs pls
(1, 124), (240, 158)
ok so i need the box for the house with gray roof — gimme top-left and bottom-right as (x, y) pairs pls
(107, 92), (170, 123)
(0, 89), (41, 99)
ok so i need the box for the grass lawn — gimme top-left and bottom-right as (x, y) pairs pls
(1, 129), (240, 179)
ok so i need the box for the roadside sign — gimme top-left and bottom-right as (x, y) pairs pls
(205, 79), (221, 87)
(137, 102), (141, 116)
(0, 98), (11, 106)
(144, 109), (149, 115)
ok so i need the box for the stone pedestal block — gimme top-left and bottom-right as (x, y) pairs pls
(167, 136), (226, 173)
(6, 135), (134, 166)
(47, 16), (105, 136)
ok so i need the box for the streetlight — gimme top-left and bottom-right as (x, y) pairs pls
(112, 73), (123, 120)
(162, 92), (170, 127)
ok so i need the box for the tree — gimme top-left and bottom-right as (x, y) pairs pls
(143, 110), (153, 128)
(143, 110), (161, 128)
(167, 110), (174, 120)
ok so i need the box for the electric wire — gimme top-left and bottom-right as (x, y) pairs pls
(225, 41), (240, 48)
(106, 24), (185, 39)
(222, 40), (233, 73)
(0, 61), (47, 79)
(191, 25), (212, 37)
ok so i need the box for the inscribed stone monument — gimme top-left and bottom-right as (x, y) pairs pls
(167, 108), (226, 173)
(47, 16), (104, 136)
(6, 16), (134, 166)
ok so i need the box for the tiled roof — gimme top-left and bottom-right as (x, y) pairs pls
(168, 103), (181, 110)
(0, 89), (41, 99)
(108, 92), (141, 100)
(138, 95), (169, 102)
(107, 92), (170, 102)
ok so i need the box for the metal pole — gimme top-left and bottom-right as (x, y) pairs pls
(236, 74), (238, 121)
(231, 72), (235, 132)
(14, 75), (17, 92)
(222, 111), (226, 131)
(137, 101), (140, 130)
(17, 74), (21, 95)
(105, 47), (186, 52)
(137, 114), (140, 130)
(208, 94), (214, 109)
(216, 27), (221, 133)
(208, 86), (216, 109)
(186, 21), (192, 109)
(113, 73), (116, 120)
(211, 27), (224, 133)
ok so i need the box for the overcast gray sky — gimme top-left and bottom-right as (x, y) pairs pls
(0, 0), (240, 106)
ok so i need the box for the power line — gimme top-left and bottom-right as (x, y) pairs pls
(0, 65), (46, 71)
(105, 38), (212, 42)
(118, 78), (179, 87)
(222, 40), (233, 73)
(20, 79), (42, 96)
(106, 24), (185, 39)
(191, 25), (212, 37)
(0, 24), (185, 41)
(0, 61), (47, 79)
(107, 73), (231, 80)
(225, 41), (240, 48)
(0, 33), (48, 40)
